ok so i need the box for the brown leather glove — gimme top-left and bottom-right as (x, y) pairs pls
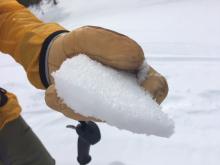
(45, 26), (168, 121)
(140, 66), (168, 104)
(47, 26), (144, 83)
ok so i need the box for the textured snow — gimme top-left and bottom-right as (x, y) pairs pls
(53, 54), (174, 137)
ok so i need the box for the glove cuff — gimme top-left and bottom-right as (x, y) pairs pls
(39, 30), (69, 88)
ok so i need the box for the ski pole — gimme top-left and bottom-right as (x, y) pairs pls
(67, 121), (101, 165)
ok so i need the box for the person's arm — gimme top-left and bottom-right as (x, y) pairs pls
(0, 88), (55, 164)
(0, 0), (66, 89)
(0, 88), (21, 129)
(0, 0), (168, 122)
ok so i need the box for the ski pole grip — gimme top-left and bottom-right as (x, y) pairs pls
(77, 137), (91, 165)
(76, 121), (101, 164)
(67, 121), (101, 165)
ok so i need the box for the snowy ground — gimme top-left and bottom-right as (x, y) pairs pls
(1, 0), (220, 164)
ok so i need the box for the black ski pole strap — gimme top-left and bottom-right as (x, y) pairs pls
(0, 88), (8, 107)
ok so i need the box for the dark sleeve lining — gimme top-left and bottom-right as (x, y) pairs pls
(0, 88), (8, 107)
(39, 30), (69, 88)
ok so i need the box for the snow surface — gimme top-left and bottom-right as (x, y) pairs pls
(1, 0), (220, 164)
(53, 54), (174, 137)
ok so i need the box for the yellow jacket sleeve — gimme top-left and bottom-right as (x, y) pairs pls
(0, 0), (67, 89)
(0, 88), (21, 129)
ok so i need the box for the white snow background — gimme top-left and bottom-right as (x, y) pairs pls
(1, 0), (220, 164)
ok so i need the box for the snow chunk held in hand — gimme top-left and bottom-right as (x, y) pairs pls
(52, 54), (174, 137)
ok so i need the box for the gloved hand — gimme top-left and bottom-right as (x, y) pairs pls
(45, 26), (168, 121)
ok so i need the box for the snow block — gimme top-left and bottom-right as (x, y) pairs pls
(52, 54), (174, 137)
